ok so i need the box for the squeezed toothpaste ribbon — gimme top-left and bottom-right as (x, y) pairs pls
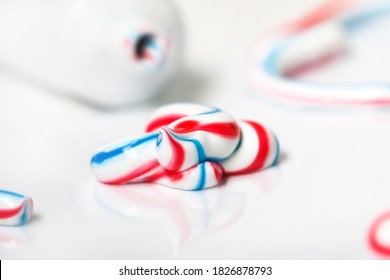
(147, 103), (279, 174)
(90, 102), (280, 190)
(220, 120), (279, 175)
(90, 133), (223, 190)
(156, 108), (240, 172)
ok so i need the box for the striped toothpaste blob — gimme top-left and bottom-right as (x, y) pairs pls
(90, 103), (280, 191)
(146, 161), (223, 191)
(220, 120), (279, 175)
(0, 190), (33, 226)
(90, 133), (224, 190)
(146, 103), (279, 175)
(145, 103), (218, 132)
(91, 133), (161, 185)
(156, 109), (241, 172)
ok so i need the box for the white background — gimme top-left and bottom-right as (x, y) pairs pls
(1, 0), (390, 259)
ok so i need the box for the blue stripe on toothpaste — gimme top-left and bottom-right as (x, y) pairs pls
(91, 133), (158, 165)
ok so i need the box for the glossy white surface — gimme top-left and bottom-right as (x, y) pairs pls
(1, 0), (390, 259)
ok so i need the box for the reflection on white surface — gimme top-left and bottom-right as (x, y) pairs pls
(93, 167), (280, 254)
(0, 225), (36, 248)
(94, 184), (244, 254)
(225, 166), (282, 195)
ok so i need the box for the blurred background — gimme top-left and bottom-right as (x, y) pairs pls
(1, 0), (390, 259)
